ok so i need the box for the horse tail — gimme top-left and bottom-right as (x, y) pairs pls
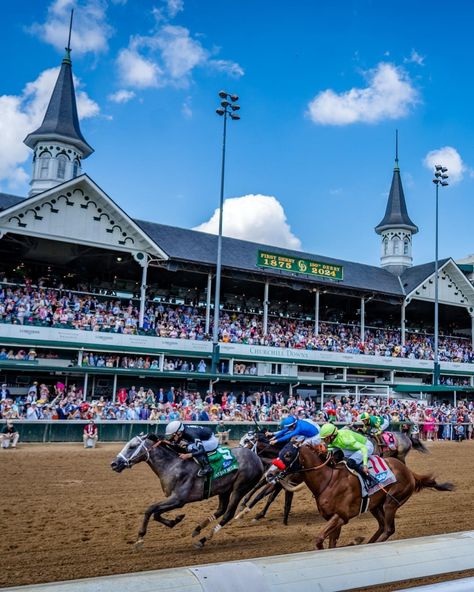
(412, 472), (455, 492)
(410, 435), (429, 454)
(280, 479), (305, 493)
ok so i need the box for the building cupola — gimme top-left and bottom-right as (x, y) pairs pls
(375, 131), (418, 276)
(23, 10), (93, 196)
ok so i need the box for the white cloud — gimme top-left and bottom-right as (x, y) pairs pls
(115, 4), (243, 90)
(117, 48), (162, 88)
(108, 89), (136, 103)
(194, 194), (301, 250)
(30, 0), (113, 56)
(423, 146), (467, 185)
(181, 96), (192, 118)
(307, 62), (419, 125)
(404, 49), (425, 66)
(0, 67), (99, 190)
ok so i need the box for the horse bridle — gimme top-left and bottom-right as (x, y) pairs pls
(117, 435), (152, 467)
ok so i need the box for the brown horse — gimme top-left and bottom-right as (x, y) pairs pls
(277, 442), (454, 550)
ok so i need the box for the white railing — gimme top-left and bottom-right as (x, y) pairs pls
(4, 531), (474, 592)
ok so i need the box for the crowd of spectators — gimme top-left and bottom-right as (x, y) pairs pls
(1, 379), (473, 441)
(1, 282), (474, 364)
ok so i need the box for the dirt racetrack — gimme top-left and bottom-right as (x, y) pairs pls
(1, 440), (473, 589)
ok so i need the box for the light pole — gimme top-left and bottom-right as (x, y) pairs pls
(432, 164), (449, 385)
(211, 91), (240, 373)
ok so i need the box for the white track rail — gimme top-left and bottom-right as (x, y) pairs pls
(4, 531), (474, 592)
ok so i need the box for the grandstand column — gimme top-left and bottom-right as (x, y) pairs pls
(263, 281), (270, 335)
(314, 290), (320, 335)
(360, 298), (365, 342)
(138, 255), (149, 328)
(159, 354), (165, 372)
(401, 301), (406, 345)
(205, 272), (212, 335)
(229, 358), (234, 375)
(112, 374), (118, 403)
(83, 373), (89, 400)
(78, 349), (83, 366)
(470, 312), (474, 349)
(342, 367), (347, 382)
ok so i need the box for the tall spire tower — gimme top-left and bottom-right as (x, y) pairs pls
(24, 10), (94, 196)
(375, 131), (418, 275)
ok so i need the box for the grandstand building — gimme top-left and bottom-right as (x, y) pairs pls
(1, 48), (474, 406)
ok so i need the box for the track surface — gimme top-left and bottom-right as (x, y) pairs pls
(1, 441), (473, 588)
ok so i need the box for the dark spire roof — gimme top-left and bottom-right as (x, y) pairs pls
(375, 132), (418, 235)
(24, 48), (93, 158)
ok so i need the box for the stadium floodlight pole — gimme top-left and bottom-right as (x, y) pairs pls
(432, 165), (449, 386)
(212, 91), (240, 374)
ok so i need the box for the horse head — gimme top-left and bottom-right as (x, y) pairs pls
(239, 430), (256, 449)
(273, 441), (300, 471)
(111, 433), (158, 472)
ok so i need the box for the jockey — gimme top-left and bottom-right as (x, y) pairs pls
(165, 421), (218, 477)
(268, 415), (321, 446)
(358, 412), (390, 446)
(319, 423), (375, 484)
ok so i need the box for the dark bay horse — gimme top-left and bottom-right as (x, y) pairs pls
(111, 434), (263, 548)
(238, 430), (300, 524)
(277, 442), (453, 549)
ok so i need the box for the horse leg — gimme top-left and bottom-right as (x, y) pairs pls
(238, 476), (268, 512)
(314, 514), (346, 550)
(328, 525), (342, 549)
(197, 489), (246, 548)
(283, 490), (294, 525)
(367, 505), (386, 544)
(373, 500), (398, 543)
(136, 495), (184, 547)
(254, 484), (282, 522)
(235, 479), (270, 520)
(192, 492), (230, 538)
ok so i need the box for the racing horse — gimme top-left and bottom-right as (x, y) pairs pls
(276, 442), (453, 549)
(237, 429), (302, 524)
(351, 425), (428, 463)
(111, 433), (263, 548)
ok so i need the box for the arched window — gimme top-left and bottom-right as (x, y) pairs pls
(72, 159), (80, 177)
(404, 238), (409, 255)
(383, 238), (388, 255)
(393, 236), (401, 255)
(57, 154), (68, 179)
(38, 151), (51, 179)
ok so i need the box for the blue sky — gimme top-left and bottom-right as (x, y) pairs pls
(2, 0), (474, 267)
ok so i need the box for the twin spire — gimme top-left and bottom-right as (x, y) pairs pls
(24, 9), (93, 159)
(374, 130), (418, 236)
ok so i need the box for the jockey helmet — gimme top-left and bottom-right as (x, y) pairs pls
(359, 412), (370, 422)
(280, 416), (297, 429)
(165, 420), (184, 438)
(319, 423), (338, 439)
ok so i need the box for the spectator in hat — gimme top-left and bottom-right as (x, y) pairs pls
(1, 421), (19, 449)
(83, 420), (98, 448)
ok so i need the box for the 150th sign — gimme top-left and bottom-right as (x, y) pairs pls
(257, 250), (344, 280)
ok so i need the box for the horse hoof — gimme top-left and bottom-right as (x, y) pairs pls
(134, 539), (144, 550)
(354, 536), (365, 545)
(191, 529), (200, 538)
(193, 538), (206, 549)
(173, 514), (185, 527)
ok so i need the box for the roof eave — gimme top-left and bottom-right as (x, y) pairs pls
(23, 131), (94, 158)
(375, 222), (419, 235)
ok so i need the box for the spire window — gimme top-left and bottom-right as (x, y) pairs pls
(393, 236), (401, 255)
(73, 159), (80, 177)
(38, 151), (51, 179)
(57, 154), (68, 179)
(404, 238), (409, 255)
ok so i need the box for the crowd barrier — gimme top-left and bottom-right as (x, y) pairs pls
(0, 420), (470, 443)
(4, 531), (474, 592)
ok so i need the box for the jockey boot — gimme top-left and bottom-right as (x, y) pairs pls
(195, 452), (213, 477)
(347, 459), (378, 488)
(374, 433), (384, 448)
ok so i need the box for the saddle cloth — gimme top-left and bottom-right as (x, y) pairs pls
(346, 455), (397, 512)
(381, 432), (397, 451)
(208, 447), (239, 479)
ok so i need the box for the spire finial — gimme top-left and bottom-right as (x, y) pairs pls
(395, 129), (399, 170)
(63, 9), (74, 64)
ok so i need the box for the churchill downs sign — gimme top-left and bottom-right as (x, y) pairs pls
(257, 250), (344, 280)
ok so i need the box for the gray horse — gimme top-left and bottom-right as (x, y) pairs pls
(111, 433), (263, 548)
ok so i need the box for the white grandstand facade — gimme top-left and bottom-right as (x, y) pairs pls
(1, 49), (474, 405)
